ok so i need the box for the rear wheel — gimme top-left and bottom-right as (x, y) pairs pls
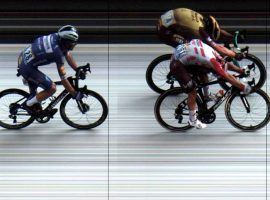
(146, 54), (179, 93)
(225, 89), (270, 131)
(0, 89), (34, 129)
(154, 87), (193, 131)
(60, 89), (108, 129)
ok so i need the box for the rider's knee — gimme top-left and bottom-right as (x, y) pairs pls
(47, 83), (56, 95)
(182, 79), (196, 93)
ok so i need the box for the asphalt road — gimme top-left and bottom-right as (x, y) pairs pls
(0, 44), (269, 200)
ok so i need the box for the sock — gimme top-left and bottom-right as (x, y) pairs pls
(26, 96), (39, 107)
(189, 110), (197, 122)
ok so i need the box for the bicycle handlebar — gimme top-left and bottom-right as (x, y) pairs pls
(233, 30), (249, 54)
(54, 63), (91, 86)
(75, 63), (91, 80)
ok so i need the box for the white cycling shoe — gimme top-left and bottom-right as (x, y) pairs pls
(188, 119), (207, 129)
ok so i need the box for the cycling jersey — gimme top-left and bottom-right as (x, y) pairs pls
(17, 33), (66, 91)
(157, 8), (214, 47)
(173, 39), (226, 78)
(18, 33), (65, 69)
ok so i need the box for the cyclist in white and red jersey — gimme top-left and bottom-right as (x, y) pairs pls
(170, 39), (251, 129)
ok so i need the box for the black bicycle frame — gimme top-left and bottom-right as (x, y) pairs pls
(42, 77), (75, 112)
(196, 79), (234, 113)
(44, 89), (69, 112)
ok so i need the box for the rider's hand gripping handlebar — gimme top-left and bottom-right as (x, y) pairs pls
(75, 63), (91, 80)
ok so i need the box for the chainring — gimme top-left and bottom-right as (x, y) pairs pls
(198, 112), (216, 124)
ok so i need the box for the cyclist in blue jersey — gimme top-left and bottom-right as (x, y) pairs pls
(17, 25), (84, 115)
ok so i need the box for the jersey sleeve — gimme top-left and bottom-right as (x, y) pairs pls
(53, 47), (65, 68)
(209, 58), (227, 78)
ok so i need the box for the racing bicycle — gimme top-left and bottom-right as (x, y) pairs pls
(154, 75), (270, 131)
(0, 64), (108, 129)
(146, 31), (267, 93)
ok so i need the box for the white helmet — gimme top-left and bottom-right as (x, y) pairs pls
(58, 25), (79, 42)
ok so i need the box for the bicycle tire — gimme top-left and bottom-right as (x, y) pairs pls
(219, 54), (266, 90)
(154, 87), (193, 131)
(60, 89), (108, 129)
(146, 54), (173, 93)
(225, 89), (270, 131)
(0, 89), (35, 129)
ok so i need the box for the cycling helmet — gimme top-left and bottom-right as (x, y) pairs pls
(58, 25), (79, 42)
(204, 16), (220, 41)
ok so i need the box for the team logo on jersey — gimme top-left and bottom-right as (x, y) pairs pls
(23, 45), (35, 64)
(43, 35), (53, 53)
(174, 44), (187, 60)
(161, 10), (174, 27)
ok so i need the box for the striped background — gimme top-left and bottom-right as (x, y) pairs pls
(0, 44), (268, 199)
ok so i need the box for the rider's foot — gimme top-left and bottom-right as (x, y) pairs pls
(22, 102), (42, 115)
(188, 119), (207, 129)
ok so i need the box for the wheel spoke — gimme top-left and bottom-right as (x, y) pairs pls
(61, 91), (107, 129)
(226, 89), (270, 130)
(0, 90), (33, 129)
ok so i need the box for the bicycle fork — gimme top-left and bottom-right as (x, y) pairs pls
(240, 95), (251, 113)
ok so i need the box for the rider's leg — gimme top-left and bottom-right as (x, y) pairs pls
(36, 84), (56, 102)
(27, 84), (56, 106)
(170, 61), (207, 129)
(25, 68), (56, 107)
(187, 89), (197, 121)
(187, 88), (207, 129)
(198, 73), (211, 99)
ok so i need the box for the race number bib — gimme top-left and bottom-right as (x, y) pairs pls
(23, 45), (35, 64)
(161, 10), (174, 28)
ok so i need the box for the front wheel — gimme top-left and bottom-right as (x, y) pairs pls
(220, 54), (267, 90)
(225, 89), (270, 131)
(60, 89), (108, 129)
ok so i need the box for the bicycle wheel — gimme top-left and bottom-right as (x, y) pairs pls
(146, 54), (179, 93)
(225, 89), (270, 131)
(60, 89), (108, 129)
(220, 54), (266, 90)
(0, 89), (35, 129)
(154, 87), (192, 131)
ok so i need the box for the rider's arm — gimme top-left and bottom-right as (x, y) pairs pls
(57, 64), (76, 96)
(65, 52), (77, 70)
(199, 28), (236, 57)
(206, 37), (236, 58)
(218, 29), (234, 44)
(210, 58), (245, 90)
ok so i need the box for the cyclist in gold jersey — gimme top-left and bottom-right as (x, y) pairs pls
(157, 8), (233, 49)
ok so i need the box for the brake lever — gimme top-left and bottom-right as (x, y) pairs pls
(241, 46), (249, 54)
